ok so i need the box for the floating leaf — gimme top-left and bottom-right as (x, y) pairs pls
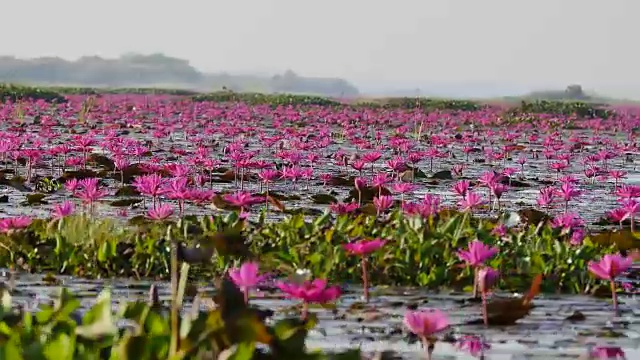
(109, 198), (142, 207)
(483, 274), (542, 326)
(207, 231), (250, 258)
(311, 193), (338, 205)
(267, 195), (285, 212)
(565, 310), (586, 322)
(590, 229), (640, 250)
(114, 185), (140, 197)
(87, 153), (115, 170)
(23, 193), (47, 205)
(211, 194), (239, 211)
(359, 203), (377, 216)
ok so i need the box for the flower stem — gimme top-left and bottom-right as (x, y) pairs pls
(361, 256), (369, 303)
(481, 289), (488, 327)
(611, 280), (619, 315)
(301, 301), (309, 321)
(420, 337), (433, 360)
(472, 267), (478, 298)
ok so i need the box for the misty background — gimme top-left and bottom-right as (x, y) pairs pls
(2, 0), (638, 99)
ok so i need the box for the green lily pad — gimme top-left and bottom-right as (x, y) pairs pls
(110, 198), (142, 207)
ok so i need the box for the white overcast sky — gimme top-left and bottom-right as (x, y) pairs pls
(4, 0), (639, 97)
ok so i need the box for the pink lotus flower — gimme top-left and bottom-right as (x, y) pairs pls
(456, 335), (490, 358)
(457, 191), (486, 212)
(392, 182), (417, 194)
(492, 223), (507, 237)
(373, 195), (394, 215)
(537, 186), (555, 208)
(277, 279), (341, 303)
(458, 239), (499, 298)
(608, 208), (630, 228)
(457, 240), (498, 268)
(329, 201), (359, 215)
(52, 200), (74, 219)
(403, 309), (449, 338)
(147, 204), (174, 221)
(477, 266), (500, 291)
(133, 173), (166, 200)
(550, 213), (585, 233)
(589, 346), (626, 359)
(276, 279), (341, 320)
(452, 180), (470, 197)
(75, 178), (107, 209)
(569, 228), (585, 246)
(362, 151), (382, 164)
(343, 238), (386, 303)
(228, 261), (267, 304)
(64, 178), (79, 193)
(588, 253), (633, 314)
(589, 254), (632, 281)
(223, 191), (263, 211)
(404, 309), (449, 356)
(258, 169), (279, 183)
(558, 182), (581, 212)
(343, 238), (386, 256)
(0, 216), (32, 233)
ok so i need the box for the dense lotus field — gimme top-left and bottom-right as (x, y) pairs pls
(0, 92), (638, 358)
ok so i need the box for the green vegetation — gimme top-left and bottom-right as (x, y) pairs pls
(51, 87), (202, 96)
(1, 209), (620, 295)
(191, 91), (341, 106)
(506, 100), (613, 119)
(0, 261), (358, 359)
(0, 84), (67, 103)
(351, 97), (482, 111)
(0, 82), (624, 119)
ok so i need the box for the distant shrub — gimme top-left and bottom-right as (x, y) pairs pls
(0, 84), (67, 103)
(192, 91), (341, 106)
(51, 87), (200, 96)
(511, 100), (613, 119)
(352, 97), (481, 111)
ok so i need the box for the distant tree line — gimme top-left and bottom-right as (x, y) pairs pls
(0, 53), (360, 97)
(521, 84), (591, 101)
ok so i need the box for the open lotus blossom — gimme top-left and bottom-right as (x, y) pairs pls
(133, 173), (166, 207)
(457, 191), (486, 212)
(228, 261), (268, 304)
(456, 335), (490, 358)
(458, 239), (499, 298)
(588, 346), (626, 359)
(329, 201), (359, 214)
(52, 200), (75, 219)
(146, 203), (174, 221)
(404, 309), (449, 359)
(0, 216), (32, 233)
(343, 238), (387, 303)
(373, 195), (394, 215)
(276, 279), (341, 320)
(588, 254), (633, 314)
(452, 180), (470, 197)
(223, 191), (263, 212)
(64, 178), (80, 193)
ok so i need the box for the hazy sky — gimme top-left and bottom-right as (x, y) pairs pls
(5, 0), (639, 97)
